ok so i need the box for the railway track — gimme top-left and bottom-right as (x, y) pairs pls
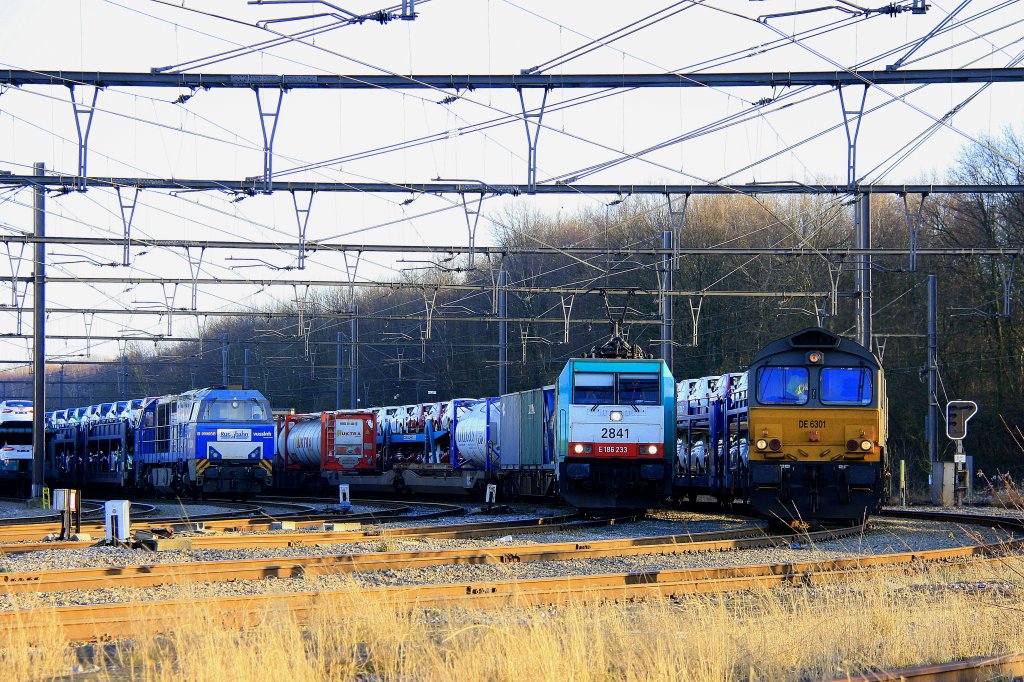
(0, 530), (1017, 642)
(824, 652), (1024, 681)
(0, 498), (466, 544)
(0, 522), (789, 593)
(0, 511), (627, 554)
(0, 509), (1020, 645)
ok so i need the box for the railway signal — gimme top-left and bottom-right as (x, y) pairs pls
(945, 400), (977, 506)
(945, 400), (978, 441)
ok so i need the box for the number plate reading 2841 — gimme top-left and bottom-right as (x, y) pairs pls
(600, 427), (629, 438)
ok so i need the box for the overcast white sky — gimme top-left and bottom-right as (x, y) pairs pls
(0, 0), (1022, 380)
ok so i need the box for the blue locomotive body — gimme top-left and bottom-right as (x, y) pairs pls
(134, 388), (274, 495)
(46, 387), (275, 497)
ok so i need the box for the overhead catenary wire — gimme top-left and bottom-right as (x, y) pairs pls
(0, 1), (1007, 382)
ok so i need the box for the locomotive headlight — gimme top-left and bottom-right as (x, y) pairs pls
(647, 444), (659, 455)
(573, 444), (584, 454)
(860, 439), (873, 451)
(609, 411), (623, 422)
(756, 438), (768, 450)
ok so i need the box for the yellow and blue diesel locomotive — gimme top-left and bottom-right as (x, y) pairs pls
(746, 327), (886, 521)
(676, 327), (887, 522)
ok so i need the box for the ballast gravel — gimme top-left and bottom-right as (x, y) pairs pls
(0, 512), (755, 572)
(0, 501), (58, 519)
(883, 503), (1024, 519)
(0, 516), (1013, 611)
(133, 501), (254, 519)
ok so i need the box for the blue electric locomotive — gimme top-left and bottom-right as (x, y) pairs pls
(555, 357), (676, 509)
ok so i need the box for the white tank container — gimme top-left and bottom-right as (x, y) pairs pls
(453, 402), (490, 467)
(278, 416), (324, 470)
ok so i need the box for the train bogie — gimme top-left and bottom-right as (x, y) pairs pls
(748, 460), (882, 522)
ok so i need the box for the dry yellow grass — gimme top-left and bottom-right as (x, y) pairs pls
(2, 556), (1023, 681)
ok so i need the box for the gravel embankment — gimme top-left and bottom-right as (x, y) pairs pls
(0, 516), (1012, 611)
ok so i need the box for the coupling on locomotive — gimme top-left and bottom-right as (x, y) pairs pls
(28, 327), (886, 521)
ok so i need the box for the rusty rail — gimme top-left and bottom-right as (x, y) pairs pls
(0, 522), (799, 594)
(0, 539), (1018, 642)
(0, 499), (466, 544)
(0, 511), (630, 554)
(821, 652), (1024, 681)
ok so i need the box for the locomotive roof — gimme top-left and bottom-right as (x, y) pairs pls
(750, 327), (879, 367)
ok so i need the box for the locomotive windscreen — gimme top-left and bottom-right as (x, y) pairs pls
(617, 374), (659, 405)
(572, 371), (660, 406)
(573, 373), (614, 405)
(756, 367), (809, 404)
(821, 367), (873, 405)
(199, 398), (271, 422)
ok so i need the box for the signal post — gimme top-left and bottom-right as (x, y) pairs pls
(931, 400), (977, 506)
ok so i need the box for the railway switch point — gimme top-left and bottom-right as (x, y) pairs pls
(170, 522), (205, 533)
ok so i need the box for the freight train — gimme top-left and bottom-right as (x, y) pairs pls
(277, 353), (677, 510)
(43, 387), (275, 498)
(675, 327), (887, 522)
(21, 327), (885, 520)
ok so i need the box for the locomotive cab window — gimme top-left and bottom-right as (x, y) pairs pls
(756, 367), (809, 405)
(617, 374), (660, 405)
(573, 373), (615, 405)
(821, 367), (872, 405)
(200, 398), (270, 422)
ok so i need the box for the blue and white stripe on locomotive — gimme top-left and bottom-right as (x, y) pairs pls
(193, 423), (275, 462)
(553, 357), (676, 509)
